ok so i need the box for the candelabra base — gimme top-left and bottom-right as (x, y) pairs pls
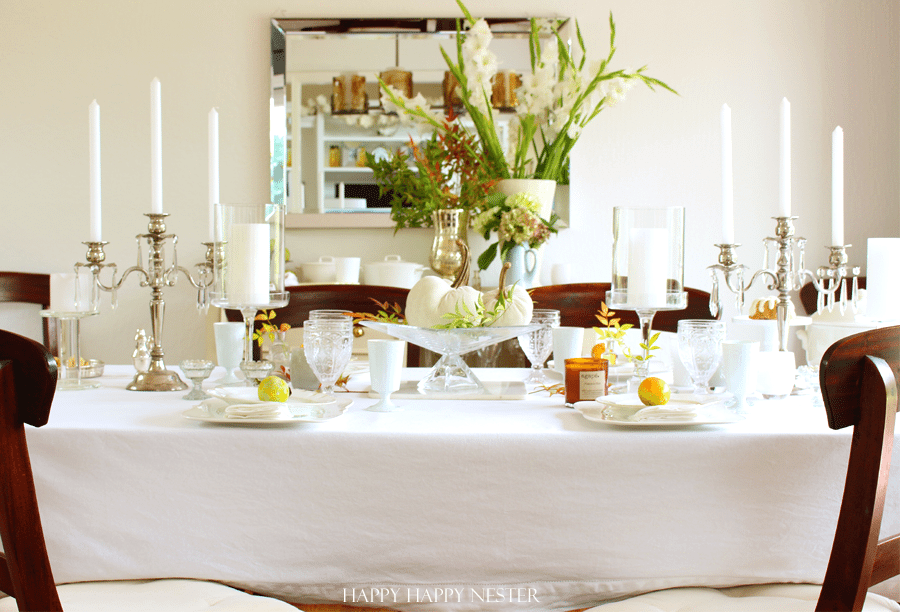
(127, 369), (188, 392)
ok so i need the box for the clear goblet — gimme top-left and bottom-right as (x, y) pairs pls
(179, 359), (215, 401)
(517, 309), (561, 384)
(677, 319), (727, 394)
(303, 318), (353, 397)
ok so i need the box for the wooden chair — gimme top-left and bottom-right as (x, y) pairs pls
(582, 325), (900, 611)
(0, 272), (56, 355)
(800, 276), (867, 315)
(224, 284), (419, 366)
(527, 283), (717, 332)
(0, 330), (298, 612)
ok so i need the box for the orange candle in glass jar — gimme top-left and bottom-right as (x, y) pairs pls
(564, 357), (608, 407)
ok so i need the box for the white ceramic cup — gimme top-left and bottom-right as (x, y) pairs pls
(720, 340), (759, 412)
(213, 322), (244, 384)
(552, 327), (584, 374)
(334, 257), (361, 284)
(366, 339), (405, 412)
(756, 350), (796, 399)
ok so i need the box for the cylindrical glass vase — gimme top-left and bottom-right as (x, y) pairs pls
(608, 206), (686, 310)
(211, 202), (288, 310)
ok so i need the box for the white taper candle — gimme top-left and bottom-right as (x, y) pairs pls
(779, 97), (791, 217)
(721, 103), (734, 243)
(831, 126), (844, 246)
(151, 78), (163, 214)
(208, 108), (219, 242)
(89, 100), (102, 242)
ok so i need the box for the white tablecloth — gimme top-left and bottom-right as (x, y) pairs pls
(25, 365), (900, 611)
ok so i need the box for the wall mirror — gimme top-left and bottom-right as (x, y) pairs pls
(270, 17), (566, 229)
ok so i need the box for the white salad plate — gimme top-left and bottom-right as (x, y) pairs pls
(183, 396), (352, 425)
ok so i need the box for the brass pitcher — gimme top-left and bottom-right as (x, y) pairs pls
(430, 209), (469, 280)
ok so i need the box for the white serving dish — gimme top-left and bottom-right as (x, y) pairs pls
(363, 255), (426, 288)
(300, 256), (337, 282)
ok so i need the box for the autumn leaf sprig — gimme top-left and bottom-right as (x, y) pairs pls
(253, 310), (290, 347)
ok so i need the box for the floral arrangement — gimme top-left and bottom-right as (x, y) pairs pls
(379, 0), (676, 183)
(472, 190), (558, 270)
(368, 113), (501, 230)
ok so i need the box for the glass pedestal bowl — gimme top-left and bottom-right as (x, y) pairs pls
(360, 321), (539, 395)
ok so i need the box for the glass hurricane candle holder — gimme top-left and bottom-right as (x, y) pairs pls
(210, 202), (289, 377)
(606, 206), (687, 372)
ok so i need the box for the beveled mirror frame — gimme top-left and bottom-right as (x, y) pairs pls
(271, 17), (565, 229)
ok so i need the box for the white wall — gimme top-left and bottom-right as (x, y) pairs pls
(1, 0), (897, 365)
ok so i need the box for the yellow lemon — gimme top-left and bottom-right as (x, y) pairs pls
(258, 375), (291, 403)
(638, 376), (671, 406)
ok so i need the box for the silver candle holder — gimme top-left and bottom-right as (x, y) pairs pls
(708, 215), (860, 351)
(76, 213), (217, 391)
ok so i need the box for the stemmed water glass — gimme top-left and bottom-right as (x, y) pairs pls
(518, 309), (561, 383)
(677, 319), (726, 394)
(179, 359), (215, 400)
(303, 318), (353, 397)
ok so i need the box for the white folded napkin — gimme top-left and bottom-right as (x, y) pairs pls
(223, 403), (287, 419)
(631, 405), (698, 422)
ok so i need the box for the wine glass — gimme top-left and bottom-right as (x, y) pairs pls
(179, 359), (215, 400)
(677, 320), (726, 394)
(517, 309), (560, 383)
(303, 318), (353, 397)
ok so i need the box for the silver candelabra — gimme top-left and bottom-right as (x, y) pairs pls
(708, 216), (860, 351)
(76, 212), (217, 391)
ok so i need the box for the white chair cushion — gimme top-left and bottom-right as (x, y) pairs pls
(584, 584), (900, 611)
(0, 578), (298, 611)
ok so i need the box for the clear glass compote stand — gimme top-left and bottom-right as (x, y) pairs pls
(361, 321), (539, 395)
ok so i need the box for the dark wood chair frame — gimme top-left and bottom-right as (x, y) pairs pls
(0, 331), (60, 610)
(527, 283), (717, 332)
(224, 284), (419, 366)
(817, 325), (899, 610)
(0, 272), (57, 355)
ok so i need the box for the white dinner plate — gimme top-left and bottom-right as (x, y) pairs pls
(208, 385), (333, 407)
(183, 396), (352, 425)
(575, 393), (740, 427)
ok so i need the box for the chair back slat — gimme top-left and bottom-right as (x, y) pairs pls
(0, 272), (57, 355)
(817, 326), (900, 611)
(0, 331), (61, 610)
(527, 283), (717, 332)
(819, 326), (900, 430)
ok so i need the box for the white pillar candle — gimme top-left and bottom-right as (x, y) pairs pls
(721, 103), (734, 244)
(866, 237), (900, 322)
(627, 228), (669, 308)
(779, 97), (791, 217)
(150, 78), (163, 214)
(50, 271), (94, 313)
(208, 108), (219, 242)
(831, 126), (844, 246)
(226, 223), (271, 306)
(89, 100), (102, 242)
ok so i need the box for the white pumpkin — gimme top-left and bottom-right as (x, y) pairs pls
(406, 276), (483, 328)
(405, 241), (483, 328)
(483, 262), (534, 327)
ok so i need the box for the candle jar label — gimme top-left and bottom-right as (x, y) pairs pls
(578, 370), (607, 401)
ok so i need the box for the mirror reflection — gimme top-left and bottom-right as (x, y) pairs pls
(270, 17), (562, 225)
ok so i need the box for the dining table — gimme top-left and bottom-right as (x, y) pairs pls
(22, 361), (900, 611)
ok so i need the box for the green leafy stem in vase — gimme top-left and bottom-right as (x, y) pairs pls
(592, 302), (660, 365)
